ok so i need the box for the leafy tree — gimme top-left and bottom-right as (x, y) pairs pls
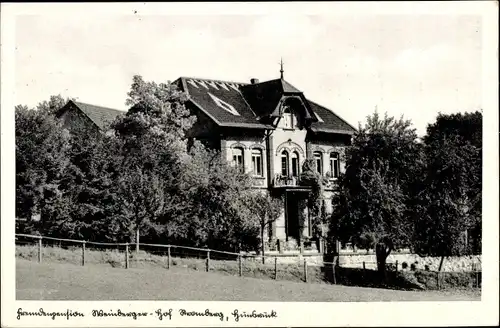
(300, 158), (327, 244)
(36, 94), (74, 116)
(414, 112), (482, 259)
(111, 75), (196, 249)
(330, 112), (421, 279)
(185, 143), (258, 251)
(15, 104), (70, 230)
(245, 192), (284, 262)
(55, 123), (125, 242)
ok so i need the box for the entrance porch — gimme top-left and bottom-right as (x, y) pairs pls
(268, 187), (323, 253)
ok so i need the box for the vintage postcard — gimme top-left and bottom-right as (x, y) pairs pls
(1, 1), (498, 327)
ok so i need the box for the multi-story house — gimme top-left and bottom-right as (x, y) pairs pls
(56, 70), (356, 253)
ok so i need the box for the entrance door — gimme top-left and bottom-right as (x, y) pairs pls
(285, 191), (310, 244)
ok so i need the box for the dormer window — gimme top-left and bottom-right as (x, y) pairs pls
(283, 107), (293, 129)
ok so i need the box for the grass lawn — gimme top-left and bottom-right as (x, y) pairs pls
(16, 259), (480, 301)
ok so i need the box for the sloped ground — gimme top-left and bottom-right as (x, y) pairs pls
(16, 259), (480, 301)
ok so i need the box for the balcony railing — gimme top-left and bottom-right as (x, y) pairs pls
(273, 174), (300, 187)
(273, 173), (340, 189)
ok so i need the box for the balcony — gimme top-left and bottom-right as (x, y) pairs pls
(273, 174), (301, 187)
(273, 173), (340, 189)
(273, 174), (300, 187)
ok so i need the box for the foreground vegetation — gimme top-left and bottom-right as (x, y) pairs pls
(16, 245), (481, 292)
(16, 259), (480, 301)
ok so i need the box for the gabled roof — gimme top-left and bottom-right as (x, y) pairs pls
(308, 100), (356, 134)
(239, 79), (303, 119)
(57, 100), (125, 130)
(176, 77), (273, 129)
(176, 76), (355, 134)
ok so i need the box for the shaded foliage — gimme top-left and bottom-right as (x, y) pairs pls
(16, 77), (262, 252)
(299, 158), (327, 240)
(330, 112), (422, 277)
(15, 105), (71, 225)
(413, 112), (482, 256)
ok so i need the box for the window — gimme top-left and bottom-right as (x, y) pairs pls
(251, 149), (263, 176)
(291, 152), (299, 177)
(282, 106), (293, 129)
(329, 153), (340, 178)
(281, 151), (289, 176)
(232, 148), (244, 171)
(314, 151), (323, 175)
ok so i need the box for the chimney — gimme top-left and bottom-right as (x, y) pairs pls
(250, 78), (260, 84)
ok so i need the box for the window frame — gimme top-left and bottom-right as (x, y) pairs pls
(232, 147), (244, 172)
(291, 151), (300, 177)
(251, 148), (263, 177)
(329, 152), (340, 179)
(313, 151), (323, 175)
(282, 106), (293, 129)
(281, 150), (289, 176)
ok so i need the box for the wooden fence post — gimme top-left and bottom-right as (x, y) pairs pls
(303, 259), (308, 283)
(332, 257), (337, 285)
(238, 255), (242, 277)
(81, 241), (86, 266)
(167, 246), (171, 270)
(396, 260), (399, 272)
(206, 250), (210, 272)
(38, 237), (42, 263)
(274, 257), (278, 280)
(125, 243), (129, 269)
(436, 271), (440, 289)
(362, 261), (366, 270)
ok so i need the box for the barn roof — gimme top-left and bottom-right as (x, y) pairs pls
(57, 100), (125, 130)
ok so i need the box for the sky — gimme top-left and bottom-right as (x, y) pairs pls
(14, 10), (483, 136)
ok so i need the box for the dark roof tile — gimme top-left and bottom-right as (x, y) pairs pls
(72, 101), (125, 130)
(308, 100), (356, 134)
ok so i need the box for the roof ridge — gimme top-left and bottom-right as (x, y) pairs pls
(180, 76), (249, 86)
(73, 100), (125, 112)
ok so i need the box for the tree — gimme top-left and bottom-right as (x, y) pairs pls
(246, 192), (284, 262)
(414, 111), (482, 259)
(330, 112), (421, 279)
(111, 75), (196, 250)
(55, 122), (124, 242)
(300, 158), (327, 246)
(36, 94), (74, 116)
(184, 143), (259, 252)
(15, 104), (70, 230)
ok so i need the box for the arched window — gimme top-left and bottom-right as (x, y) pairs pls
(282, 106), (293, 129)
(281, 150), (289, 176)
(329, 153), (340, 178)
(291, 151), (300, 177)
(251, 148), (263, 176)
(232, 147), (244, 171)
(314, 151), (323, 175)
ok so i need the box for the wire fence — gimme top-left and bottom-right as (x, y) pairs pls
(15, 233), (481, 290)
